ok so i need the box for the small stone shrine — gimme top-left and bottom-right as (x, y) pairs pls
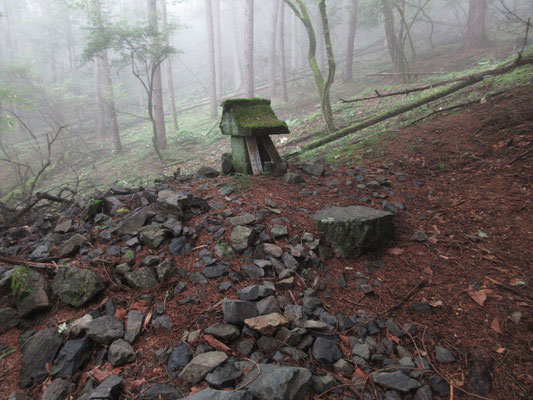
(220, 98), (289, 175)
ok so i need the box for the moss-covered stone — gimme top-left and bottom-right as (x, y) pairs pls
(52, 265), (105, 307)
(220, 98), (290, 137)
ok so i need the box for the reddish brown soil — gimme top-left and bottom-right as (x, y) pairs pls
(1, 86), (532, 400)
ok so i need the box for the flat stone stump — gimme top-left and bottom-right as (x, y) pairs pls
(313, 206), (394, 258)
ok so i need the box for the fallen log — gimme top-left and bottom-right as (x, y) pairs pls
(292, 54), (533, 154)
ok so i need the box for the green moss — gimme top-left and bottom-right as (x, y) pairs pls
(11, 266), (31, 298)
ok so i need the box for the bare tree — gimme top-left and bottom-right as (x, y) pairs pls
(269, 0), (280, 99)
(94, 58), (105, 139)
(230, 5), (244, 89)
(465, 0), (488, 49)
(161, 0), (179, 131)
(205, 0), (218, 118)
(343, 0), (358, 82)
(147, 0), (167, 150)
(244, 0), (255, 97)
(278, 0), (288, 102)
(213, 0), (223, 100)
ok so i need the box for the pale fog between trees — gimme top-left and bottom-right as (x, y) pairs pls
(0, 0), (531, 207)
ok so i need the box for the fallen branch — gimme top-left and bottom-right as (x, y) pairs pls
(366, 72), (446, 77)
(509, 148), (533, 165)
(234, 358), (261, 391)
(380, 280), (428, 315)
(0, 256), (57, 270)
(292, 54), (533, 154)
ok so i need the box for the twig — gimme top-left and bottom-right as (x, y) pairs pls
(509, 148), (533, 165)
(234, 358), (261, 391)
(0, 256), (57, 270)
(380, 280), (428, 315)
(485, 276), (533, 302)
(366, 72), (446, 77)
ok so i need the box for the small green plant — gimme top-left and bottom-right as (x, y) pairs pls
(439, 163), (446, 170)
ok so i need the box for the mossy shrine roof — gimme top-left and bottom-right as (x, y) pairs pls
(220, 98), (290, 137)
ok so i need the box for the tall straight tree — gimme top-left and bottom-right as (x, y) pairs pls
(93, 0), (122, 154)
(278, 0), (288, 102)
(94, 57), (105, 139)
(465, 0), (488, 49)
(161, 0), (179, 131)
(230, 5), (243, 89)
(213, 0), (223, 100)
(285, 0), (335, 133)
(205, 0), (218, 118)
(147, 0), (167, 150)
(343, 0), (358, 82)
(244, 0), (255, 97)
(269, 0), (280, 99)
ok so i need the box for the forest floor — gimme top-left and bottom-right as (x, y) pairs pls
(0, 42), (532, 399)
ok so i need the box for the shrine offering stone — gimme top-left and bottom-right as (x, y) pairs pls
(313, 206), (394, 258)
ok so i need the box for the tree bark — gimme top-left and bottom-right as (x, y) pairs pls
(213, 0), (223, 100)
(205, 0), (218, 118)
(230, 5), (243, 89)
(381, 0), (400, 71)
(318, 0), (335, 132)
(94, 57), (105, 139)
(464, 0), (488, 49)
(147, 0), (167, 150)
(343, 0), (358, 82)
(161, 0), (179, 131)
(278, 0), (288, 102)
(244, 0), (255, 97)
(269, 0), (280, 99)
(100, 51), (123, 154)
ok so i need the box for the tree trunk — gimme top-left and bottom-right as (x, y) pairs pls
(464, 0), (488, 49)
(278, 0), (288, 102)
(213, 0), (223, 100)
(244, 0), (255, 97)
(94, 57), (105, 139)
(318, 0), (335, 132)
(381, 0), (400, 70)
(100, 51), (123, 154)
(343, 0), (358, 82)
(147, 0), (167, 150)
(161, 0), (179, 131)
(269, 0), (280, 99)
(205, 0), (218, 118)
(230, 5), (243, 89)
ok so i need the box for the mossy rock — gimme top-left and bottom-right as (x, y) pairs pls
(52, 265), (105, 307)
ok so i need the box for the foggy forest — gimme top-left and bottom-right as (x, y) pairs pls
(0, 0), (532, 399)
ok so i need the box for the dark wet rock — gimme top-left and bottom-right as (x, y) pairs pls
(51, 337), (93, 379)
(7, 393), (28, 400)
(118, 207), (151, 235)
(312, 337), (342, 365)
(270, 225), (288, 239)
(197, 166), (219, 178)
(468, 348), (492, 397)
(412, 231), (428, 242)
(124, 267), (159, 289)
(313, 205), (394, 257)
(428, 375), (450, 397)
(205, 323), (241, 342)
(70, 314), (93, 337)
(373, 371), (421, 392)
(412, 302), (433, 314)
(30, 243), (50, 260)
(301, 162), (325, 177)
(263, 243), (282, 258)
(385, 318), (405, 337)
(124, 310), (144, 343)
(281, 253), (298, 270)
(242, 265), (264, 279)
(217, 281), (232, 293)
(179, 351), (228, 384)
(86, 315), (124, 345)
(244, 363), (312, 400)
(230, 226), (257, 252)
(20, 328), (63, 388)
(222, 299), (258, 325)
(186, 389), (251, 400)
(385, 391), (402, 400)
(202, 264), (228, 279)
(221, 153), (234, 175)
(214, 240), (236, 260)
(52, 266), (105, 307)
(57, 234), (87, 258)
(139, 383), (182, 399)
(54, 217), (73, 234)
(0, 307), (19, 332)
(238, 285), (274, 302)
(435, 346), (455, 363)
(108, 339), (135, 366)
(283, 172), (304, 184)
(152, 314), (171, 331)
(156, 260), (175, 283)
(168, 237), (192, 256)
(140, 229), (165, 249)
(256, 296), (281, 315)
(88, 375), (123, 399)
(106, 245), (121, 257)
(414, 385), (433, 400)
(168, 343), (193, 375)
(353, 343), (371, 360)
(142, 255), (160, 266)
(42, 378), (75, 400)
(12, 267), (50, 317)
(312, 374), (338, 395)
(189, 272), (208, 285)
(205, 360), (242, 388)
(163, 217), (183, 236)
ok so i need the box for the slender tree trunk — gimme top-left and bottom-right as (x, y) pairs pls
(147, 0), (167, 150)
(343, 0), (358, 82)
(464, 0), (488, 49)
(213, 0), (223, 100)
(100, 52), (123, 154)
(318, 0), (335, 132)
(381, 0), (399, 70)
(161, 0), (179, 131)
(66, 11), (75, 74)
(244, 0), (255, 97)
(278, 0), (288, 102)
(230, 5), (243, 90)
(94, 58), (105, 139)
(290, 11), (298, 73)
(205, 0), (218, 118)
(269, 0), (280, 99)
